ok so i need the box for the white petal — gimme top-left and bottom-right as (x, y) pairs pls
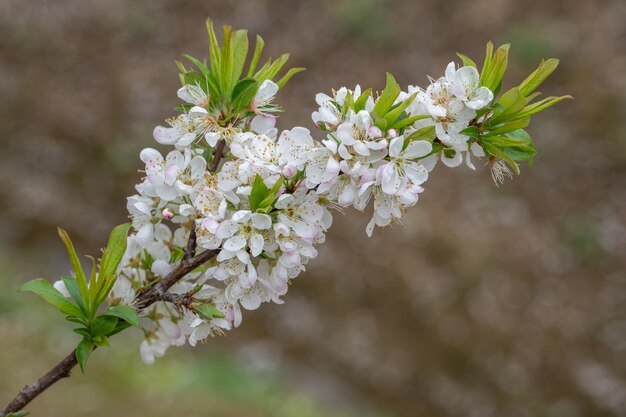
(251, 213), (272, 230)
(249, 233), (265, 257)
(403, 140), (433, 159)
(223, 235), (247, 252)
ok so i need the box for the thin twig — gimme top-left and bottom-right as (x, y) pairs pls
(1, 137), (230, 417)
(0, 252), (219, 416)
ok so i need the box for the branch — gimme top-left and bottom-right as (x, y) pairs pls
(1, 135), (229, 417)
(1, 248), (218, 417)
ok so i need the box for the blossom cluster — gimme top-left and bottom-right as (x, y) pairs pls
(109, 60), (497, 363)
(100, 32), (568, 363)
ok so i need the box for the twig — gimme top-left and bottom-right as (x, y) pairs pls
(1, 137), (229, 417)
(1, 248), (218, 417)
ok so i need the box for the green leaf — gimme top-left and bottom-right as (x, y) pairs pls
(405, 125), (436, 142)
(482, 43), (510, 91)
(456, 52), (477, 68)
(73, 327), (91, 338)
(481, 142), (520, 175)
(182, 54), (210, 77)
(518, 58), (559, 97)
(249, 175), (270, 212)
(20, 278), (83, 318)
(276, 67), (305, 89)
(390, 114), (430, 130)
(7, 411), (30, 417)
(384, 93), (416, 125)
(100, 223), (131, 282)
(353, 88), (372, 112)
(373, 73), (401, 117)
(255, 53), (290, 82)
(76, 338), (94, 373)
(485, 117), (530, 136)
(57, 228), (89, 305)
(459, 125), (479, 138)
(90, 315), (118, 337)
(488, 87), (526, 125)
(231, 78), (259, 113)
(193, 303), (225, 320)
(220, 25), (234, 97)
(206, 19), (221, 74)
(62, 276), (87, 315)
(108, 321), (132, 336)
(247, 35), (265, 77)
(510, 95), (573, 120)
(479, 41), (494, 86)
(105, 305), (141, 328)
(231, 29), (249, 85)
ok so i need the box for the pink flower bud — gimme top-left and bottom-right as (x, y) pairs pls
(162, 208), (173, 220)
(282, 164), (297, 179)
(368, 126), (383, 139)
(388, 128), (398, 138)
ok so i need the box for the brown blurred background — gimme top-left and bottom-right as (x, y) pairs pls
(1, 0), (625, 416)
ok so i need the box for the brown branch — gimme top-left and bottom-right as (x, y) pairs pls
(1, 248), (219, 417)
(2, 136), (229, 417)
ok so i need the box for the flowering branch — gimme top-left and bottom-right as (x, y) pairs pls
(3, 19), (570, 416)
(1, 248), (217, 417)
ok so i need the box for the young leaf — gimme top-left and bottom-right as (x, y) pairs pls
(459, 125), (479, 139)
(57, 228), (89, 304)
(231, 29), (249, 85)
(7, 411), (30, 417)
(373, 73), (401, 117)
(105, 305), (141, 328)
(384, 93), (416, 125)
(206, 19), (221, 73)
(510, 95), (573, 120)
(101, 227), (132, 258)
(90, 315), (118, 337)
(76, 338), (94, 373)
(276, 67), (306, 89)
(231, 78), (259, 113)
(220, 25), (234, 97)
(247, 35), (265, 77)
(518, 58), (560, 97)
(20, 278), (83, 319)
(456, 52), (477, 68)
(249, 175), (270, 212)
(193, 303), (225, 320)
(479, 41), (494, 86)
(62, 276), (87, 315)
(405, 125), (436, 142)
(353, 88), (372, 112)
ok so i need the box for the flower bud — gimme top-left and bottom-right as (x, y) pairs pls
(282, 164), (297, 179)
(388, 128), (398, 138)
(368, 126), (383, 139)
(162, 208), (173, 220)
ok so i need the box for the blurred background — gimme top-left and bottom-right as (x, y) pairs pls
(1, 0), (625, 416)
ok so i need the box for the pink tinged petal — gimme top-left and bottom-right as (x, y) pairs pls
(162, 208), (173, 219)
(251, 213), (272, 230)
(388, 137), (404, 158)
(368, 126), (383, 139)
(249, 233), (265, 257)
(381, 163), (400, 195)
(223, 235), (247, 252)
(388, 128), (398, 138)
(404, 140), (433, 159)
(202, 219), (220, 234)
(282, 164), (297, 179)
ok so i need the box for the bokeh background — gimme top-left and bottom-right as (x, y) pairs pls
(1, 0), (625, 416)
